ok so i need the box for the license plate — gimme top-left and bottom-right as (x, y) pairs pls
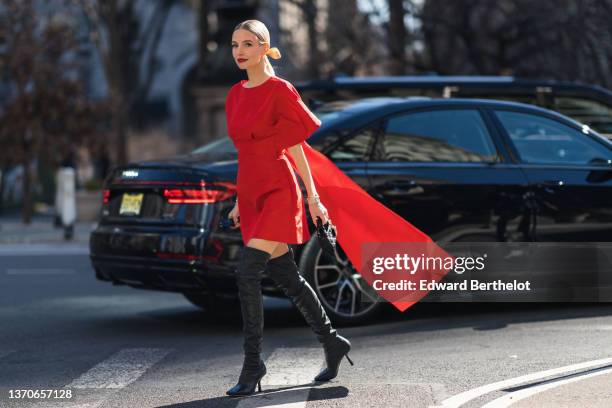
(119, 193), (144, 215)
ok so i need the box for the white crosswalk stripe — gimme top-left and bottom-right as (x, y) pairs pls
(234, 347), (325, 408)
(66, 348), (172, 389)
(22, 348), (172, 408)
(29, 396), (111, 408)
(262, 347), (323, 386)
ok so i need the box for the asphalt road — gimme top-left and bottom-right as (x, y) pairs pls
(1, 246), (611, 407)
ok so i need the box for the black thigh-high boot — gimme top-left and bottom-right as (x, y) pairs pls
(266, 246), (354, 382)
(226, 246), (271, 397)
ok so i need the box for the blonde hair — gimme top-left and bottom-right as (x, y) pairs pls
(233, 19), (281, 76)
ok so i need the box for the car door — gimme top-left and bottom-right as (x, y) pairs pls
(490, 108), (612, 299)
(491, 108), (612, 242)
(366, 106), (531, 243)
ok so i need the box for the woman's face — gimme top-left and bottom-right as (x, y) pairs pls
(231, 29), (268, 69)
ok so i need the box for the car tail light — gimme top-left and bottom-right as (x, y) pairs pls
(103, 189), (110, 204)
(163, 181), (236, 204)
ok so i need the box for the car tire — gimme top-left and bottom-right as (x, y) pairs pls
(298, 236), (383, 326)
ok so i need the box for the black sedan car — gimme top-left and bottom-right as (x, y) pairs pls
(90, 97), (612, 325)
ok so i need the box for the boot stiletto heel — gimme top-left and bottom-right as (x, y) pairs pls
(226, 361), (266, 397)
(314, 335), (353, 382)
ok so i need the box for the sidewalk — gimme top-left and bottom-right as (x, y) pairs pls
(0, 214), (95, 244)
(513, 370), (612, 407)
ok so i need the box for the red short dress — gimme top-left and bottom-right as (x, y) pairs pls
(225, 75), (321, 245)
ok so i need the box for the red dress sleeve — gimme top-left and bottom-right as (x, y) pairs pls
(272, 81), (321, 151)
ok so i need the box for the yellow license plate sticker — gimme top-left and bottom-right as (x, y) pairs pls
(119, 193), (144, 215)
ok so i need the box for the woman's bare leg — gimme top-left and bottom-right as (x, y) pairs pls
(246, 238), (288, 258)
(269, 242), (289, 259)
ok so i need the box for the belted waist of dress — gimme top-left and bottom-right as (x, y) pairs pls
(236, 134), (285, 160)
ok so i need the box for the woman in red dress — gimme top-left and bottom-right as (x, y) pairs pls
(224, 19), (450, 398)
(224, 20), (354, 397)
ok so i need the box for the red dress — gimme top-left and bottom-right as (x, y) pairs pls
(226, 75), (454, 312)
(225, 75), (319, 245)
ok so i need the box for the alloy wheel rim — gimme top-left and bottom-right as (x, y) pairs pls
(312, 243), (380, 318)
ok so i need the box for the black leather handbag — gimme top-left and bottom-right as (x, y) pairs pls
(316, 217), (337, 258)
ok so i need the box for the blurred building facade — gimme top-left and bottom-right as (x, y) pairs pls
(82, 1), (199, 140)
(2, 0), (331, 147)
(76, 0), (331, 148)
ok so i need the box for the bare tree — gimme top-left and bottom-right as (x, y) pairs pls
(418, 0), (612, 88)
(74, 0), (175, 166)
(322, 0), (386, 77)
(360, 0), (422, 75)
(0, 0), (107, 223)
(386, 0), (408, 75)
(283, 0), (323, 78)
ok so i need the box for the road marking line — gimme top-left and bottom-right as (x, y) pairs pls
(0, 244), (88, 256)
(5, 268), (77, 275)
(481, 365), (612, 407)
(66, 348), (172, 389)
(436, 356), (612, 407)
(31, 398), (110, 408)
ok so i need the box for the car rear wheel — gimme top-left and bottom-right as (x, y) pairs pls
(298, 236), (383, 326)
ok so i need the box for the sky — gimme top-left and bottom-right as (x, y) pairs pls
(357, 0), (424, 27)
